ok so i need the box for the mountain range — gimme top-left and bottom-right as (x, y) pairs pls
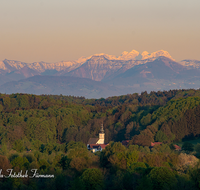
(0, 50), (200, 98)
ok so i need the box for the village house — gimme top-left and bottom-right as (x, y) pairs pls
(150, 142), (162, 148)
(173, 144), (181, 151)
(87, 124), (108, 152)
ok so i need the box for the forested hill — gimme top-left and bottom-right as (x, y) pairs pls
(0, 89), (200, 149)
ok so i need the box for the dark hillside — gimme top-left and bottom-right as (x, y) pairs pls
(0, 90), (200, 189)
(0, 75), (121, 99)
(0, 89), (200, 147)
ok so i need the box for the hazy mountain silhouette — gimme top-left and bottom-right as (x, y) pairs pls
(1, 51), (200, 98)
(0, 75), (122, 98)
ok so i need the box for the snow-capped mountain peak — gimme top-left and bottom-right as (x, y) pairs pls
(141, 50), (174, 61)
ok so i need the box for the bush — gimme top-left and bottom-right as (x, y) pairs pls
(148, 167), (177, 190)
(80, 168), (104, 190)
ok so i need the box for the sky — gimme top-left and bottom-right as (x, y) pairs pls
(0, 0), (200, 63)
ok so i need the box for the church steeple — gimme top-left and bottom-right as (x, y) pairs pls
(100, 123), (104, 133)
(97, 123), (105, 144)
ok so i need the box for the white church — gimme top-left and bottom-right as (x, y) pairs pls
(87, 123), (108, 152)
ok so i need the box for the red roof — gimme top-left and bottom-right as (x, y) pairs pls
(99, 144), (108, 149)
(174, 144), (181, 150)
(89, 144), (100, 149)
(151, 142), (162, 147)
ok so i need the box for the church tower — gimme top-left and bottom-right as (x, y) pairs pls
(97, 123), (105, 144)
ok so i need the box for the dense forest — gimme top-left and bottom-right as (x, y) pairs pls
(1, 89), (200, 189)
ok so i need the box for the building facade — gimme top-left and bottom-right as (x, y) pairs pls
(87, 123), (108, 152)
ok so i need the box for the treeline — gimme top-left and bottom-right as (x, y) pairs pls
(0, 90), (200, 189)
(130, 96), (200, 146)
(1, 89), (200, 148)
(49, 89), (200, 107)
(0, 141), (200, 190)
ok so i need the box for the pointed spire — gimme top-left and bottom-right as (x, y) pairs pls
(100, 123), (104, 133)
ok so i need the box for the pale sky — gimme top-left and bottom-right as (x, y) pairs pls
(0, 0), (200, 63)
